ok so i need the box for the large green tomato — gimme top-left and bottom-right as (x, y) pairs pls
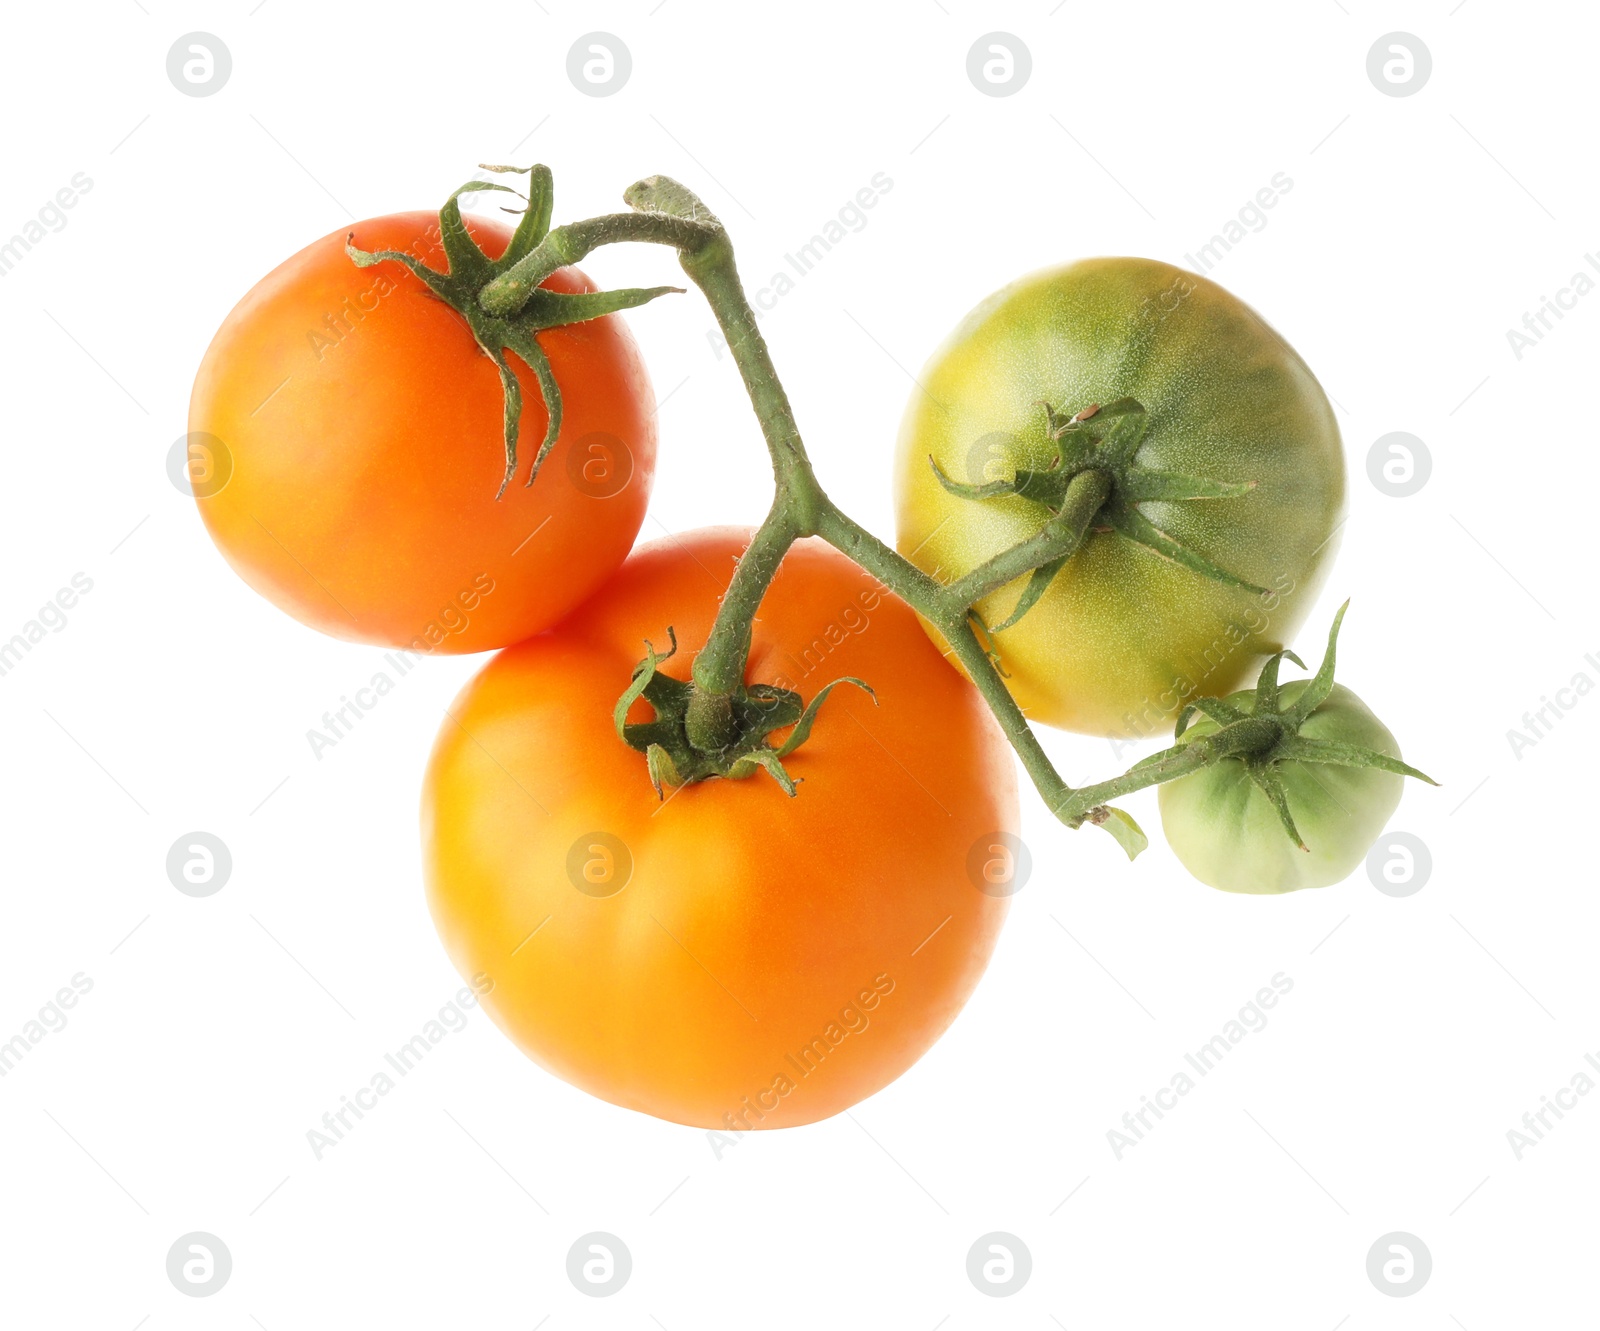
(1158, 681), (1404, 894)
(894, 257), (1345, 737)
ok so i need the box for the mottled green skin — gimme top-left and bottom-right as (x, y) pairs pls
(894, 258), (1344, 736)
(1158, 682), (1404, 894)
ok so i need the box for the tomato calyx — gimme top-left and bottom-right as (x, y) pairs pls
(930, 398), (1264, 630)
(346, 165), (682, 497)
(1153, 602), (1438, 851)
(612, 629), (875, 797)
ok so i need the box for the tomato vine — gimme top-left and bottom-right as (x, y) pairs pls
(363, 165), (1432, 861)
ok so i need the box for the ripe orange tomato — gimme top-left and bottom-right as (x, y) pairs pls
(188, 210), (656, 653)
(422, 528), (1018, 1129)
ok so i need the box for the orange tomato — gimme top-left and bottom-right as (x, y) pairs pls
(422, 528), (1018, 1129)
(188, 210), (655, 653)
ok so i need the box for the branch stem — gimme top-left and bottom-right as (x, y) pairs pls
(690, 507), (799, 704)
(478, 174), (1215, 831)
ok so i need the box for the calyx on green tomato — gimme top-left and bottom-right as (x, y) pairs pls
(1155, 604), (1436, 894)
(894, 256), (1345, 737)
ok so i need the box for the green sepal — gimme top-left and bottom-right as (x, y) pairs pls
(990, 554), (1069, 632)
(1102, 498), (1268, 594)
(645, 743), (683, 799)
(1119, 471), (1256, 503)
(613, 629), (680, 742)
(502, 328), (563, 489)
(1174, 694), (1248, 739)
(1045, 397), (1144, 446)
(1245, 761), (1307, 851)
(481, 163), (554, 265)
(482, 342), (527, 498)
(744, 682), (804, 720)
(1253, 649), (1305, 715)
(521, 284), (684, 329)
(438, 181), (521, 281)
(929, 457), (1018, 502)
(727, 746), (799, 796)
(773, 677), (875, 758)
(1078, 399), (1149, 467)
(345, 237), (451, 295)
(1273, 735), (1438, 785)
(1284, 599), (1349, 727)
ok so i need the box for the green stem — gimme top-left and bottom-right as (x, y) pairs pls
(945, 469), (1111, 607)
(941, 615), (1080, 813)
(810, 505), (1069, 797)
(678, 237), (821, 510)
(479, 212), (717, 314)
(694, 505), (806, 700)
(482, 199), (820, 507)
(1068, 716), (1281, 810)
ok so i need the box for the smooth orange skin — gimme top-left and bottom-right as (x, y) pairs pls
(422, 529), (1018, 1129)
(188, 210), (656, 652)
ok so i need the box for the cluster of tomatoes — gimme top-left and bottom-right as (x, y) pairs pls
(188, 173), (1427, 1129)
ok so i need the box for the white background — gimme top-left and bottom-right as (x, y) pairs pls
(0, 1), (1593, 1325)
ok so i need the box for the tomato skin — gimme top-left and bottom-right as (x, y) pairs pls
(1158, 682), (1404, 893)
(894, 257), (1345, 737)
(189, 210), (655, 653)
(421, 529), (1017, 1129)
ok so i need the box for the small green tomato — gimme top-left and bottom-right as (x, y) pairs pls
(1154, 604), (1436, 894)
(1160, 682), (1405, 893)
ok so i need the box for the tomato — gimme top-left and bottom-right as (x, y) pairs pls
(1158, 681), (1405, 893)
(894, 257), (1344, 737)
(421, 528), (1017, 1129)
(188, 210), (655, 653)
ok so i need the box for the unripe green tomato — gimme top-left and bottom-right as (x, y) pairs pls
(1158, 682), (1404, 894)
(894, 257), (1345, 736)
